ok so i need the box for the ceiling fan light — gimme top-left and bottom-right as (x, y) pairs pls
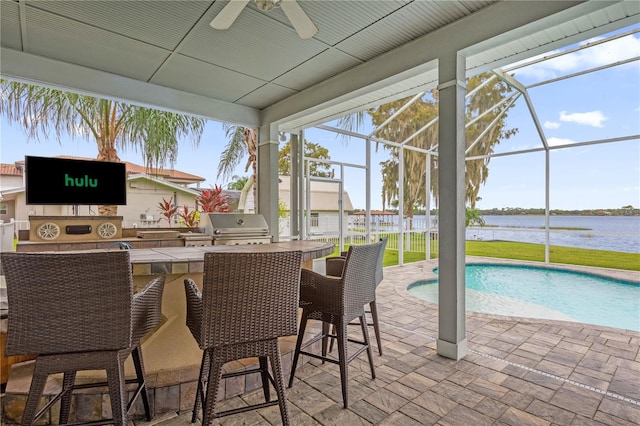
(254, 0), (281, 12)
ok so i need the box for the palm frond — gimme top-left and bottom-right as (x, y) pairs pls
(335, 112), (366, 144)
(217, 124), (249, 180)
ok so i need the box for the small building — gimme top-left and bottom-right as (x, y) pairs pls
(278, 176), (354, 236)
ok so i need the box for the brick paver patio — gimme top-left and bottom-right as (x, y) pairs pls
(134, 257), (639, 425)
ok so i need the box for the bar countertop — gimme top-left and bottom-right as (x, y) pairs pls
(128, 239), (334, 276)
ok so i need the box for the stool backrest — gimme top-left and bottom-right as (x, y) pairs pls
(342, 240), (386, 316)
(200, 251), (302, 348)
(374, 237), (388, 287)
(1, 251), (133, 355)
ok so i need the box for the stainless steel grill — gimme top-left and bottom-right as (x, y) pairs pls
(201, 213), (272, 245)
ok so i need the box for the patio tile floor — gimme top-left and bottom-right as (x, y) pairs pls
(134, 258), (640, 425)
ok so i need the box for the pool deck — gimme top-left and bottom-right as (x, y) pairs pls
(132, 257), (639, 425)
(7, 257), (640, 425)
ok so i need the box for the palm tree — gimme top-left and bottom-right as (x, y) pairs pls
(227, 175), (249, 190)
(217, 124), (257, 212)
(0, 80), (206, 215)
(465, 207), (485, 227)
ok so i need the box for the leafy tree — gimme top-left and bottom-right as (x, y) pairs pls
(279, 138), (332, 177)
(368, 72), (517, 219)
(0, 80), (205, 215)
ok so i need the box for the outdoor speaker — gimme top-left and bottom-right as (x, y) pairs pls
(65, 225), (92, 234)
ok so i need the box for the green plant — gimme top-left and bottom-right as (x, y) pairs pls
(465, 207), (485, 226)
(278, 198), (289, 219)
(157, 196), (178, 225)
(197, 185), (232, 213)
(177, 205), (200, 228)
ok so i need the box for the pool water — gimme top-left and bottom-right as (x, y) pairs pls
(407, 264), (640, 331)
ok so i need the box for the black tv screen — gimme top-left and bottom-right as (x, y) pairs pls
(25, 156), (127, 205)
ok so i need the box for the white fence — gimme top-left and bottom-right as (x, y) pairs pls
(280, 215), (439, 257)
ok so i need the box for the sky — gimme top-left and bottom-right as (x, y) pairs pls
(1, 25), (639, 212)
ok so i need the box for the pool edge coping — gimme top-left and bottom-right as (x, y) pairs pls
(387, 256), (640, 336)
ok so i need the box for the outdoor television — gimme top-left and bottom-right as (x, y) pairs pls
(25, 156), (127, 205)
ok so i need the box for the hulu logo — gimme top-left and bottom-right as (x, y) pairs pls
(64, 174), (98, 188)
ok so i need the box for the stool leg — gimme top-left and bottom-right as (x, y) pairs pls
(105, 353), (128, 426)
(288, 311), (308, 388)
(202, 359), (224, 426)
(269, 342), (290, 426)
(329, 323), (338, 353)
(192, 350), (210, 423)
(321, 322), (330, 361)
(360, 314), (376, 379)
(131, 346), (152, 421)
(59, 371), (76, 425)
(21, 362), (47, 426)
(336, 319), (349, 408)
(370, 301), (383, 356)
(259, 357), (270, 402)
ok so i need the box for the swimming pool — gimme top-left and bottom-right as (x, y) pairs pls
(407, 264), (640, 331)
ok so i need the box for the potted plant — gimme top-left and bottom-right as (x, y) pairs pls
(157, 196), (178, 225)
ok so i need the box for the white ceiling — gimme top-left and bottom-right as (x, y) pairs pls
(1, 1), (638, 132)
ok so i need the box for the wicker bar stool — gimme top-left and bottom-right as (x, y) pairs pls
(326, 237), (388, 355)
(184, 250), (302, 426)
(288, 240), (385, 408)
(1, 251), (165, 426)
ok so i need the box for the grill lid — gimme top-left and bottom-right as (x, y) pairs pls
(204, 213), (270, 236)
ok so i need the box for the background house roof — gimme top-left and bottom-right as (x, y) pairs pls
(122, 162), (205, 184)
(127, 174), (201, 196)
(0, 163), (22, 176)
(53, 156), (205, 184)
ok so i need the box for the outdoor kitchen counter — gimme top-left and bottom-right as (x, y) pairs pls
(127, 240), (334, 384)
(128, 239), (334, 275)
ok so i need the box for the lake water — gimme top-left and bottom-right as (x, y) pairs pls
(468, 215), (639, 254)
(361, 215), (640, 253)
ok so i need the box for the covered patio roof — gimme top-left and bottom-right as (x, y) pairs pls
(1, 1), (636, 130)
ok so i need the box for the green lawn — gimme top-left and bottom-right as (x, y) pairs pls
(329, 240), (640, 271)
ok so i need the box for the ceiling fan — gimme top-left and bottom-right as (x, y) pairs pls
(210, 0), (318, 39)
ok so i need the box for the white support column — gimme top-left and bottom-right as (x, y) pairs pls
(290, 133), (300, 239)
(436, 53), (468, 360)
(426, 152), (431, 260)
(366, 138), (372, 242)
(258, 123), (281, 241)
(545, 149), (550, 264)
(398, 147), (404, 266)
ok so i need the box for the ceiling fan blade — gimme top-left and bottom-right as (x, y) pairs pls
(210, 0), (250, 30)
(280, 0), (318, 39)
